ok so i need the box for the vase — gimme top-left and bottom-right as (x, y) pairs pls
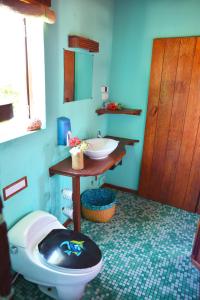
(71, 151), (84, 170)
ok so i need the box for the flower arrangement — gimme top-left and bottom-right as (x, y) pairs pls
(98, 101), (124, 111)
(105, 101), (123, 111)
(69, 137), (88, 155)
(69, 137), (88, 170)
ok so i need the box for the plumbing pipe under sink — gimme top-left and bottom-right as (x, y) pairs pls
(62, 207), (73, 219)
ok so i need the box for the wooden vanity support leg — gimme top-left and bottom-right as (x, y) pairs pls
(72, 176), (81, 232)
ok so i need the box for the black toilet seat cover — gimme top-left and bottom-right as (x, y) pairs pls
(38, 229), (102, 269)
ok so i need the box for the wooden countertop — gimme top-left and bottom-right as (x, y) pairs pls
(49, 136), (139, 178)
(49, 142), (126, 177)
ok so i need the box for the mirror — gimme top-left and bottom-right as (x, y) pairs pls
(64, 49), (93, 102)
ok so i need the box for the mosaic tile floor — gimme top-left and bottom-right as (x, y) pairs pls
(14, 192), (200, 299)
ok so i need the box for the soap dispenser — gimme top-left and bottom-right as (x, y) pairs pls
(57, 117), (71, 146)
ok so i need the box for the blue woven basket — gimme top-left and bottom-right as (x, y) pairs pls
(81, 188), (116, 222)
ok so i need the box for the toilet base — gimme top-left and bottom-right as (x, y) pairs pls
(38, 283), (85, 300)
(38, 285), (58, 299)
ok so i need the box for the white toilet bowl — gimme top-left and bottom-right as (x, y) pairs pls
(8, 211), (103, 300)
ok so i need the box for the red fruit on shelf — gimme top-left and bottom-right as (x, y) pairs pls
(107, 102), (118, 111)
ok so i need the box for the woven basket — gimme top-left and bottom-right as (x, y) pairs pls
(81, 188), (116, 223)
(82, 205), (116, 223)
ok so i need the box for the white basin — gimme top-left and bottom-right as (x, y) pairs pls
(84, 138), (119, 160)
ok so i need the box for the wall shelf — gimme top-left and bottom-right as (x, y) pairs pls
(96, 108), (142, 116)
(105, 136), (139, 146)
(49, 142), (126, 178)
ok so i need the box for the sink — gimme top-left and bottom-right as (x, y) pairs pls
(84, 138), (119, 160)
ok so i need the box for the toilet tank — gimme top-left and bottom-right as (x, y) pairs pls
(8, 211), (62, 249)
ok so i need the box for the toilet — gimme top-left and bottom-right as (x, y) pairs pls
(8, 211), (103, 300)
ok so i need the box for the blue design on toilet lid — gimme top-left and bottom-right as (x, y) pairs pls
(38, 229), (102, 269)
(60, 240), (84, 256)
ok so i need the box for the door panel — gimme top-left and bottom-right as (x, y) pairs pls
(160, 37), (196, 205)
(148, 38), (180, 201)
(139, 37), (200, 212)
(184, 121), (200, 212)
(170, 38), (200, 209)
(139, 39), (165, 198)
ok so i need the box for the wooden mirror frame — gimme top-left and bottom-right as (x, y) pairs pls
(64, 49), (75, 102)
(64, 35), (99, 103)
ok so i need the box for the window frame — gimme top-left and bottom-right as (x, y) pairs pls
(0, 7), (46, 143)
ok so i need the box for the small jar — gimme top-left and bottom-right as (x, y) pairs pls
(71, 151), (84, 170)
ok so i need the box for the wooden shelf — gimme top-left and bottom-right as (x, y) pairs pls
(105, 136), (139, 146)
(68, 35), (99, 53)
(49, 138), (139, 232)
(96, 108), (142, 116)
(49, 137), (139, 178)
(49, 142), (126, 177)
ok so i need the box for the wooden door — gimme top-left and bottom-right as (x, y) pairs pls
(192, 221), (200, 270)
(139, 37), (200, 212)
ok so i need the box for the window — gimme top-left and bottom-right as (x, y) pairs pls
(0, 6), (46, 143)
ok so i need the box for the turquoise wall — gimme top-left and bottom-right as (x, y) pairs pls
(2, 0), (200, 228)
(1, 0), (114, 227)
(106, 0), (200, 190)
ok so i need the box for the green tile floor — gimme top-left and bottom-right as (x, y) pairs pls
(14, 192), (200, 299)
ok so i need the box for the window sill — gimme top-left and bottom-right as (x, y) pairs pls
(1, 129), (42, 143)
(0, 120), (44, 143)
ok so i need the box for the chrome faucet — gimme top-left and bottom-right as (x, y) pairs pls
(66, 131), (72, 146)
(97, 130), (102, 138)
